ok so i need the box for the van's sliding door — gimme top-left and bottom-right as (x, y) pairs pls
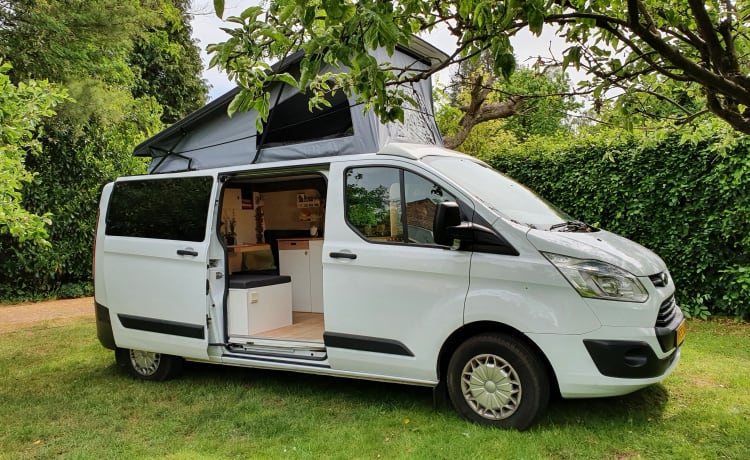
(101, 173), (218, 360)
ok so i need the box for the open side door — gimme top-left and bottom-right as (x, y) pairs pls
(100, 173), (218, 359)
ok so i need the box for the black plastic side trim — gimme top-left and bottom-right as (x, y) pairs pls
(95, 302), (116, 350)
(655, 301), (685, 352)
(118, 314), (205, 339)
(584, 339), (677, 379)
(324, 332), (414, 357)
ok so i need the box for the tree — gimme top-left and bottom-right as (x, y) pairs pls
(130, 0), (208, 124)
(437, 57), (580, 148)
(0, 0), (207, 299)
(209, 0), (750, 135)
(0, 61), (68, 245)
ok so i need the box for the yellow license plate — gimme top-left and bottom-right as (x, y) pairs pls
(676, 320), (687, 346)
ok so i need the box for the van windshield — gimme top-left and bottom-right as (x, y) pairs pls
(424, 156), (572, 228)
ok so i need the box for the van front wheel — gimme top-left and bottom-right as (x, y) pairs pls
(446, 333), (549, 430)
(115, 348), (182, 381)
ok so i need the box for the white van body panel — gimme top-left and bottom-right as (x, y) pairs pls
(102, 236), (211, 358)
(526, 228), (667, 276)
(463, 251), (601, 334)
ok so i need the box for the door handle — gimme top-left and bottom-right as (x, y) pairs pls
(330, 251), (357, 260)
(177, 249), (198, 257)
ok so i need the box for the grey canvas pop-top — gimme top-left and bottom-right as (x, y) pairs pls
(133, 37), (446, 173)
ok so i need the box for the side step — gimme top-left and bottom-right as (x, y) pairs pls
(227, 337), (327, 360)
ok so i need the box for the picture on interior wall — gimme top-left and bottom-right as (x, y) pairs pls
(297, 193), (306, 204)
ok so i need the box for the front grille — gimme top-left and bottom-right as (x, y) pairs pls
(656, 295), (678, 327)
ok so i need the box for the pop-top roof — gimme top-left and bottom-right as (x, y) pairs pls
(133, 37), (448, 174)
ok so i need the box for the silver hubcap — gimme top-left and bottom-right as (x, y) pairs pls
(461, 354), (521, 420)
(129, 350), (161, 376)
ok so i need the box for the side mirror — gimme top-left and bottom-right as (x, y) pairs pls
(434, 202), (461, 246)
(434, 201), (519, 255)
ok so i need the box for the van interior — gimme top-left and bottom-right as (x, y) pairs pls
(219, 173), (328, 358)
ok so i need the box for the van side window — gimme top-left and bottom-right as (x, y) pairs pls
(106, 176), (213, 242)
(345, 167), (455, 245)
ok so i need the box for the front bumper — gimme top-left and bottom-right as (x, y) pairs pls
(528, 318), (684, 398)
(583, 339), (679, 378)
(584, 303), (686, 379)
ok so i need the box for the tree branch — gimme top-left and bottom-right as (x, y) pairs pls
(626, 0), (750, 105)
(686, 0), (732, 75)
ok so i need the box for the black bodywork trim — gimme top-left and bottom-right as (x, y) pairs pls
(584, 339), (678, 379)
(118, 314), (205, 340)
(324, 332), (414, 357)
(95, 302), (116, 350)
(654, 295), (685, 352)
(655, 307), (685, 352)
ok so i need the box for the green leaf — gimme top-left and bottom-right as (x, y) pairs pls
(494, 52), (516, 79)
(273, 73), (298, 88)
(214, 0), (224, 19)
(227, 90), (251, 117)
(240, 6), (262, 20)
(562, 46), (582, 71)
(322, 0), (344, 20)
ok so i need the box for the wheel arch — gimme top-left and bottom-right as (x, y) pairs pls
(437, 321), (560, 397)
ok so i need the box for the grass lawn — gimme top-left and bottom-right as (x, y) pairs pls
(0, 319), (748, 459)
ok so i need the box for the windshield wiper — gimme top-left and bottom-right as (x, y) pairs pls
(511, 219), (537, 230)
(549, 220), (594, 232)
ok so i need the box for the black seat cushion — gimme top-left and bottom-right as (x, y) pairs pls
(228, 274), (291, 289)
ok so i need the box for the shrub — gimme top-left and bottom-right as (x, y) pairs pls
(486, 131), (750, 318)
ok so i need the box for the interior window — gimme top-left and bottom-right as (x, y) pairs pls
(345, 167), (455, 244)
(259, 88), (353, 147)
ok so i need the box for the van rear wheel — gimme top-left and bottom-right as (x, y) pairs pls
(115, 347), (182, 381)
(446, 333), (549, 430)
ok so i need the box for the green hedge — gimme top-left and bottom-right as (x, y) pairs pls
(486, 132), (750, 319)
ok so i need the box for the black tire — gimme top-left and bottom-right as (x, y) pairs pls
(115, 347), (182, 381)
(446, 333), (550, 430)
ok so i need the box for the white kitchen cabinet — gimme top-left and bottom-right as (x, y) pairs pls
(278, 238), (324, 312)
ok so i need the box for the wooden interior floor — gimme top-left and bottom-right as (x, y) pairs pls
(254, 312), (324, 342)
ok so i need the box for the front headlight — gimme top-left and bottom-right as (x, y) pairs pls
(542, 252), (649, 303)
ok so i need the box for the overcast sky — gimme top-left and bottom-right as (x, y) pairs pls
(189, 1), (576, 101)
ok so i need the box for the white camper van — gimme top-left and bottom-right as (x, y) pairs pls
(94, 144), (685, 430)
(93, 39), (684, 430)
